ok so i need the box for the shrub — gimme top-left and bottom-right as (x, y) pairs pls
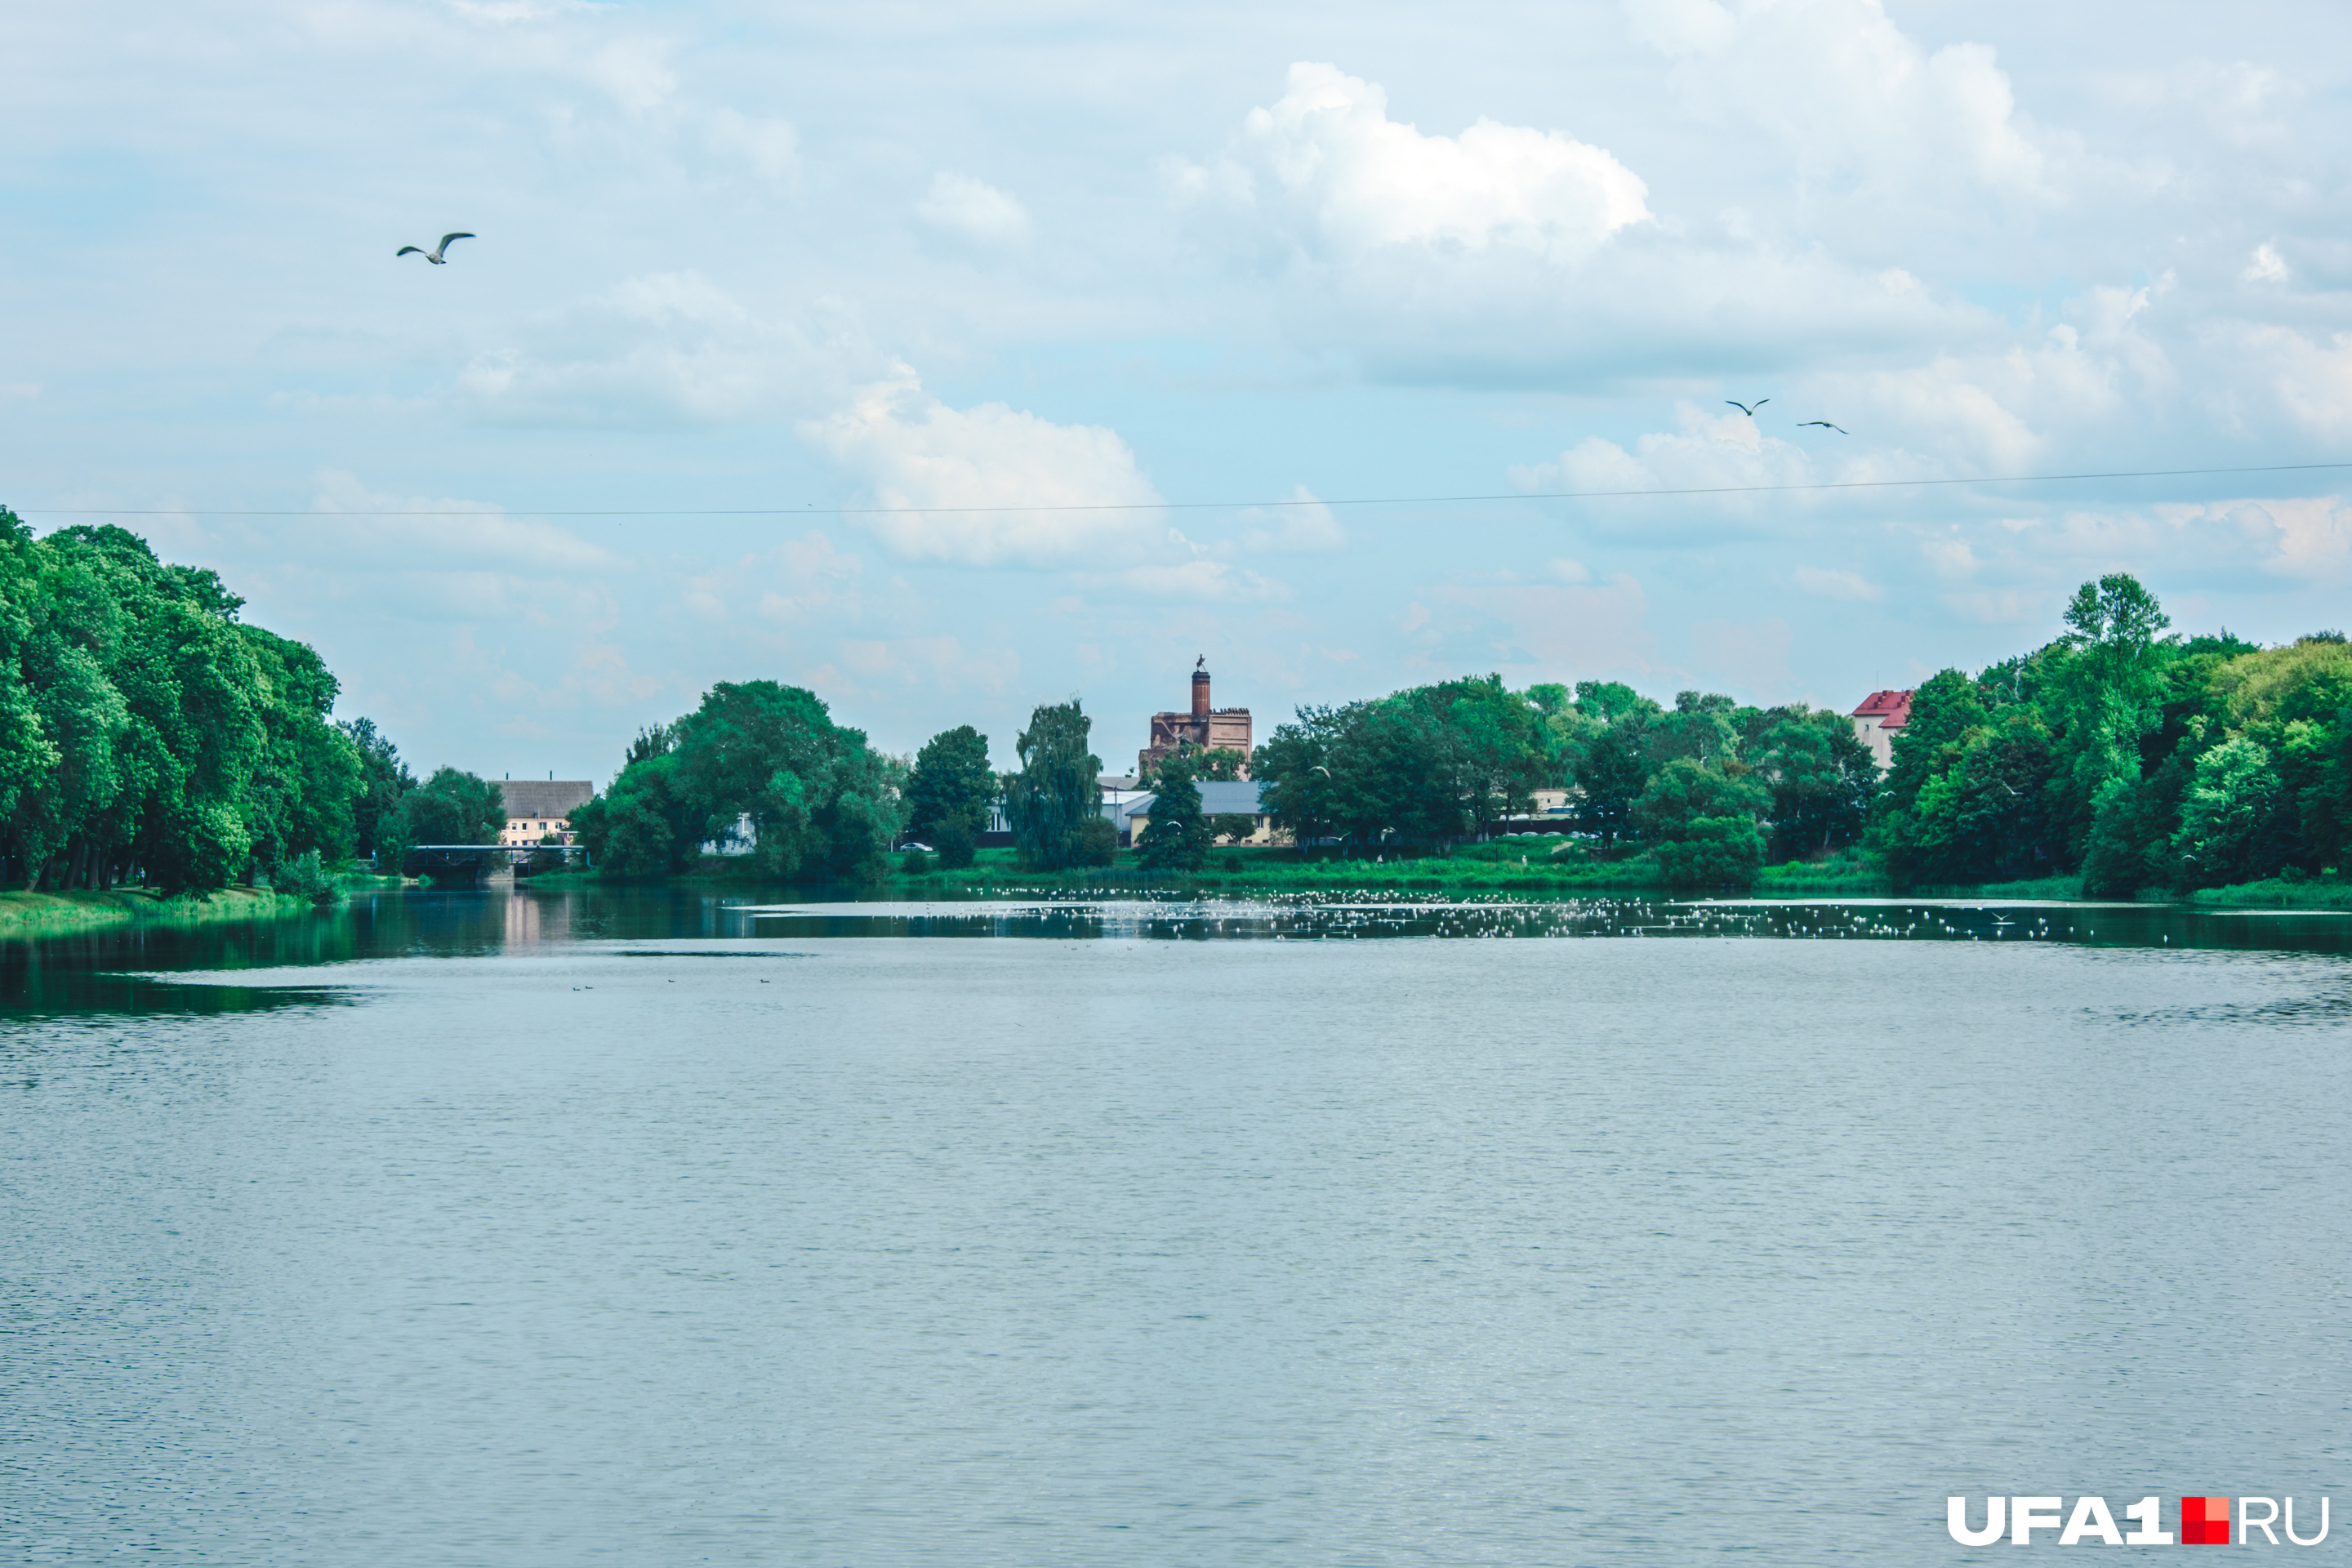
(1072, 816), (1118, 867)
(273, 849), (344, 906)
(933, 819), (977, 869)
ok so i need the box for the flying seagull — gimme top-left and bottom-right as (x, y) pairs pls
(396, 232), (474, 265)
(1797, 420), (1848, 434)
(1725, 399), (1768, 416)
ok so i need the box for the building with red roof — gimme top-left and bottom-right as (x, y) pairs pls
(1850, 689), (1913, 771)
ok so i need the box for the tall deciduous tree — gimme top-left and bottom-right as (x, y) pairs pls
(0, 515), (363, 893)
(906, 725), (997, 840)
(1004, 700), (1102, 871)
(574, 680), (904, 881)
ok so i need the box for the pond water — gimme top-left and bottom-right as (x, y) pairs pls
(5, 888), (2351, 1564)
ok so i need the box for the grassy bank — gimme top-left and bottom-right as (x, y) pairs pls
(2180, 874), (2352, 909)
(0, 886), (322, 937)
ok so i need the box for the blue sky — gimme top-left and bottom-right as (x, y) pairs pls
(6, 0), (2352, 782)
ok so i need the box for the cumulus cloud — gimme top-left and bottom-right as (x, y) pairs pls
(803, 363), (1165, 567)
(1224, 62), (1650, 263)
(1176, 61), (1989, 385)
(2161, 496), (2352, 581)
(1624, 0), (2060, 204)
(915, 173), (1031, 247)
(1512, 402), (1818, 499)
(2243, 327), (2352, 442)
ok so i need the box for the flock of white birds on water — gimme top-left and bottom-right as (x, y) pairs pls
(738, 896), (2165, 946)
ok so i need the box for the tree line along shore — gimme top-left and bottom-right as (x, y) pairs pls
(4, 513), (2350, 922)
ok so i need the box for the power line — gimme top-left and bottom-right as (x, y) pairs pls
(16, 459), (2352, 519)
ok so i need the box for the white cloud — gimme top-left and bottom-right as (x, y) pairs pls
(1426, 573), (1656, 675)
(448, 0), (598, 24)
(1178, 62), (1988, 385)
(582, 37), (675, 113)
(1237, 486), (1345, 553)
(457, 272), (864, 425)
(705, 109), (799, 183)
(1228, 62), (1650, 264)
(1624, 0), (2059, 204)
(754, 532), (866, 620)
(915, 173), (1031, 247)
(1512, 402), (1818, 498)
(1096, 560), (1288, 602)
(2161, 496), (2352, 581)
(803, 363), (1164, 567)
(2243, 243), (2289, 284)
(2244, 327), (2352, 442)
(1920, 538), (1979, 578)
(306, 470), (617, 572)
(833, 635), (1020, 695)
(1791, 566), (1882, 601)
(1691, 615), (1795, 699)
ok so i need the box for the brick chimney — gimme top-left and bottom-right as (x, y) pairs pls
(1192, 660), (1211, 720)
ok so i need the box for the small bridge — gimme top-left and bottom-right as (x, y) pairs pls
(401, 844), (584, 888)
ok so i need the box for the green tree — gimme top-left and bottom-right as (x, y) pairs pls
(1410, 675), (1546, 835)
(1574, 715), (1650, 850)
(1004, 700), (1103, 871)
(337, 717), (416, 865)
(0, 514), (385, 893)
(1634, 759), (1769, 889)
(1751, 706), (1878, 861)
(932, 818), (978, 869)
(1575, 680), (1655, 724)
(571, 754), (701, 877)
(676, 681), (902, 880)
(1253, 706), (1345, 849)
(391, 768), (505, 852)
(906, 724), (997, 840)
(1137, 752), (1212, 872)
(625, 723), (675, 768)
(2172, 737), (2280, 888)
(2046, 573), (2176, 853)
(572, 682), (902, 882)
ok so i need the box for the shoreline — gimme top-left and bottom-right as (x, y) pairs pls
(0, 886), (325, 938)
(522, 852), (2347, 910)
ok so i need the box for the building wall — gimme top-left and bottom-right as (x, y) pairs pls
(1139, 710), (1254, 774)
(1852, 717), (1897, 771)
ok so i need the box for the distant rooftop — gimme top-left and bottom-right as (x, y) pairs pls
(497, 779), (594, 818)
(1850, 690), (1913, 728)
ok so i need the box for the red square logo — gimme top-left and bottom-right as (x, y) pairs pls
(2183, 1496), (2230, 1545)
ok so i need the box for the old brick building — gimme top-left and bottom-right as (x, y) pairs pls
(1138, 659), (1252, 777)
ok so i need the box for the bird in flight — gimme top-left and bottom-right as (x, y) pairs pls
(396, 232), (475, 265)
(1725, 399), (1768, 416)
(1797, 420), (1848, 434)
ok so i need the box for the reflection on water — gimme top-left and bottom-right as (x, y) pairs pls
(4, 884), (2349, 1014)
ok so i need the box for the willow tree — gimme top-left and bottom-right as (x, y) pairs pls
(1004, 700), (1102, 871)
